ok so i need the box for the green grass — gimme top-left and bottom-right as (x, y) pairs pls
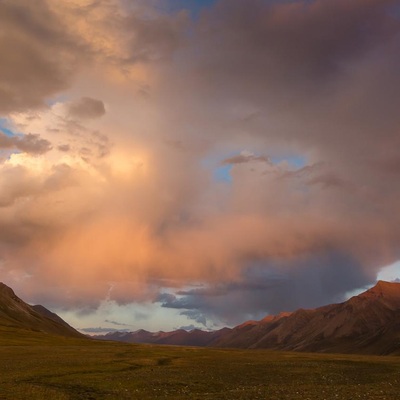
(0, 327), (399, 399)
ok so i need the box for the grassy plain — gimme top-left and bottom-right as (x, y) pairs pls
(0, 326), (399, 400)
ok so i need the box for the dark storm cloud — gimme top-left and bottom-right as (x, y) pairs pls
(180, 310), (207, 326)
(156, 251), (373, 326)
(195, 0), (398, 85)
(190, 0), (400, 155)
(156, 294), (208, 326)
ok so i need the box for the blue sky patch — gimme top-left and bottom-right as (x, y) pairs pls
(213, 164), (232, 183)
(271, 154), (307, 169)
(45, 94), (69, 107)
(161, 0), (216, 19)
(203, 149), (307, 184)
(0, 118), (17, 137)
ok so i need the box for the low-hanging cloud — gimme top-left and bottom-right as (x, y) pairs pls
(80, 327), (131, 333)
(156, 252), (373, 326)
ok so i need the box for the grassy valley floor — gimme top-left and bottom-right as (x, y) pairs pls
(0, 328), (399, 400)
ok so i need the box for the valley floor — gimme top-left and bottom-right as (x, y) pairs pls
(0, 330), (399, 399)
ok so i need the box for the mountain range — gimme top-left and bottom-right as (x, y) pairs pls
(93, 327), (232, 347)
(1, 280), (400, 355)
(95, 281), (400, 355)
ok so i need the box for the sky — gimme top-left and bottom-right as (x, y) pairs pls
(1, 0), (400, 334)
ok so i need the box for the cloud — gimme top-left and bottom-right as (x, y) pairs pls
(177, 324), (202, 331)
(123, 10), (188, 63)
(155, 293), (209, 326)
(222, 151), (270, 165)
(180, 310), (207, 326)
(57, 144), (71, 152)
(67, 97), (106, 120)
(0, 0), (400, 329)
(0, 0), (188, 115)
(104, 319), (130, 327)
(156, 252), (373, 326)
(194, 0), (398, 87)
(0, 133), (52, 155)
(0, 0), (86, 114)
(80, 327), (131, 333)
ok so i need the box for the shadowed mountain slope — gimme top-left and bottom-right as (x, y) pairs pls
(0, 282), (83, 338)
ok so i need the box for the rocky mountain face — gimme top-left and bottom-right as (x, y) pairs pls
(96, 281), (400, 355)
(0, 282), (83, 338)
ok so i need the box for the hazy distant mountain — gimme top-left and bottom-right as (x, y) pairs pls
(95, 281), (400, 355)
(0, 282), (83, 338)
(94, 327), (232, 347)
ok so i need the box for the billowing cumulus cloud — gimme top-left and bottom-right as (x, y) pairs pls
(0, 0), (400, 329)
